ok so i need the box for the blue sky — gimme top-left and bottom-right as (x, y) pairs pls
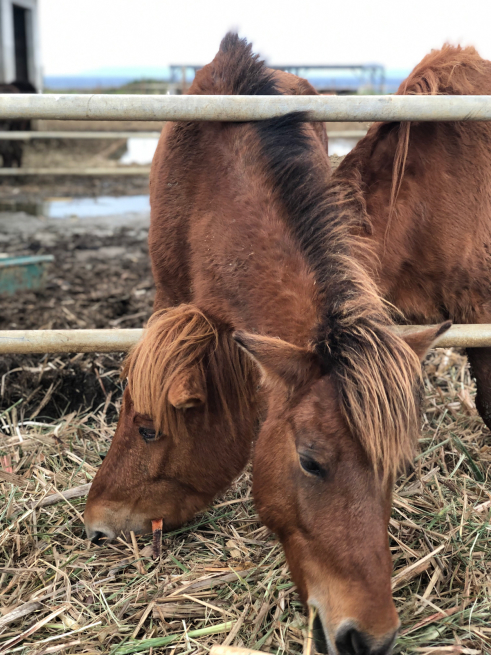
(40, 0), (491, 76)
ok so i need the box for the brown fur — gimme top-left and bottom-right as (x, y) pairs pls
(86, 35), (449, 652)
(85, 35), (324, 541)
(390, 44), (490, 218)
(258, 146), (424, 477)
(334, 44), (491, 429)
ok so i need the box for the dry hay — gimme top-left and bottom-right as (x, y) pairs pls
(0, 347), (490, 655)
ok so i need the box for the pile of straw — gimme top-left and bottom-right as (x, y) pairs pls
(0, 348), (490, 654)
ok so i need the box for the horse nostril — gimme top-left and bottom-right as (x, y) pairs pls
(335, 627), (366, 655)
(336, 627), (368, 655)
(335, 627), (395, 655)
(91, 531), (107, 546)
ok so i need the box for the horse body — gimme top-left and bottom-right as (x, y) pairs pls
(85, 35), (447, 654)
(335, 44), (491, 424)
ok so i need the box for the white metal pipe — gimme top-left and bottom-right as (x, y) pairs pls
(0, 131), (162, 139)
(0, 325), (490, 354)
(0, 129), (367, 140)
(0, 94), (490, 122)
(0, 329), (143, 353)
(0, 167), (150, 175)
(393, 324), (491, 348)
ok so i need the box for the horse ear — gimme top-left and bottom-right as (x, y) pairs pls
(233, 330), (320, 389)
(401, 321), (452, 361)
(168, 367), (206, 410)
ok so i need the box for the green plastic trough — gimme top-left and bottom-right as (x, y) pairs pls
(0, 255), (54, 296)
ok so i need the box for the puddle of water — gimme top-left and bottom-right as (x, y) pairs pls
(46, 195), (150, 218)
(120, 137), (159, 165)
(328, 137), (360, 157)
(0, 195), (150, 218)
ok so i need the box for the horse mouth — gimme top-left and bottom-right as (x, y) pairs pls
(313, 614), (329, 654)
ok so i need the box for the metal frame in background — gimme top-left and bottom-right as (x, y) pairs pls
(169, 64), (386, 94)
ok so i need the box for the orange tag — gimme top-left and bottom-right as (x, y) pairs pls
(151, 519), (163, 560)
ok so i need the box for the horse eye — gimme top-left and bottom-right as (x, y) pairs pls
(299, 455), (325, 478)
(139, 427), (157, 443)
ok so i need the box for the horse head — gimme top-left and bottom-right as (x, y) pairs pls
(84, 305), (258, 541)
(235, 322), (450, 655)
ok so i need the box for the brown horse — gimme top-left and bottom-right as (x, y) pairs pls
(85, 34), (447, 654)
(85, 51), (329, 539)
(332, 44), (491, 430)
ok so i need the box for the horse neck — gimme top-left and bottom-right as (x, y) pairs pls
(178, 123), (322, 348)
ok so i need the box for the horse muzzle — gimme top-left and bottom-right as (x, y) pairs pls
(84, 503), (152, 543)
(310, 607), (398, 655)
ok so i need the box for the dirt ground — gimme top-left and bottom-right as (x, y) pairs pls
(5, 138), (145, 172)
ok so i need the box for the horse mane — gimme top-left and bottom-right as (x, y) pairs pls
(123, 305), (257, 438)
(191, 32), (277, 96)
(389, 44), (491, 218)
(324, 44), (491, 473)
(254, 119), (421, 479)
(210, 34), (422, 478)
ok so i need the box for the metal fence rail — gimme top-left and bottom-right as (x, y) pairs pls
(0, 325), (490, 354)
(0, 131), (162, 140)
(0, 94), (490, 122)
(0, 129), (368, 140)
(0, 167), (150, 176)
(0, 329), (143, 353)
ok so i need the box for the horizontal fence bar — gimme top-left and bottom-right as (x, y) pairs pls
(0, 131), (162, 140)
(395, 324), (490, 348)
(0, 129), (367, 140)
(0, 95), (490, 122)
(0, 325), (489, 354)
(0, 329), (143, 353)
(0, 167), (150, 176)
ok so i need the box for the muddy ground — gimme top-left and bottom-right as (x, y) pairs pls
(0, 159), (153, 421)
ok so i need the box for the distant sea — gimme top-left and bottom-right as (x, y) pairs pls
(44, 74), (407, 93)
(44, 76), (139, 90)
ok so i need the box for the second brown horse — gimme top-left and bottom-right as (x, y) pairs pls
(333, 43), (491, 433)
(85, 34), (447, 655)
